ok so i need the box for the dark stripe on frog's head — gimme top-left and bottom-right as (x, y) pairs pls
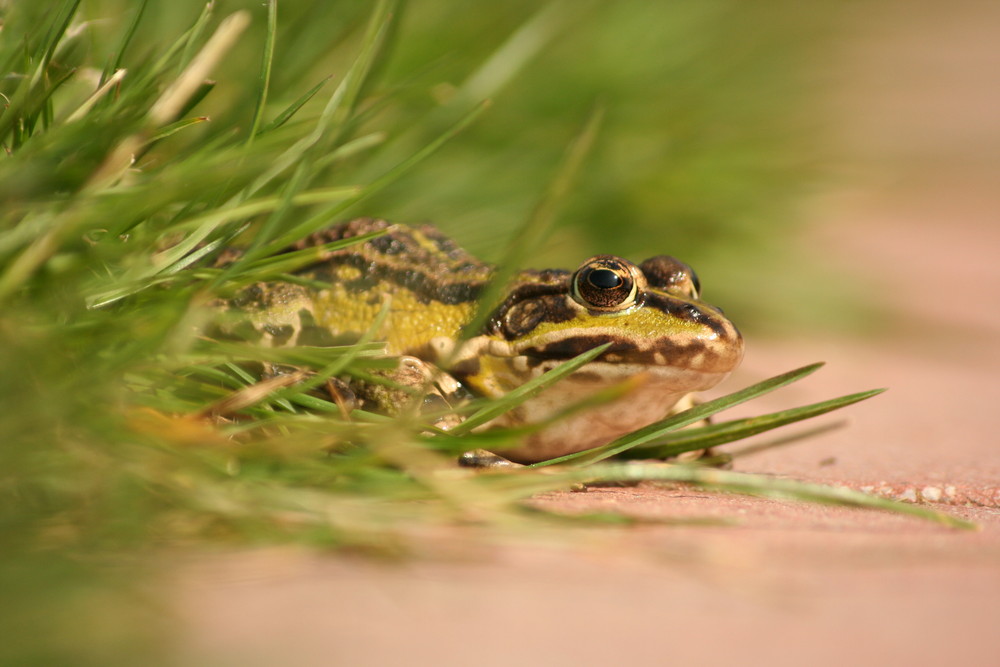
(516, 334), (738, 374)
(641, 292), (731, 339)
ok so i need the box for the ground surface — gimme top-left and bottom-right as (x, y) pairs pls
(172, 4), (1000, 665)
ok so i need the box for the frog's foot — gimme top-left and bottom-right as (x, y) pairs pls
(662, 394), (732, 468)
(457, 449), (524, 469)
(673, 447), (732, 468)
(685, 449), (733, 468)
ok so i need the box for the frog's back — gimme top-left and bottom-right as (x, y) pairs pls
(243, 219), (494, 354)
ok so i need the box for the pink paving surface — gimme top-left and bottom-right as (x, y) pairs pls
(172, 3), (1000, 665)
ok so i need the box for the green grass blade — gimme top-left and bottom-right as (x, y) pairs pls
(145, 115), (210, 143)
(321, 0), (396, 135)
(102, 0), (148, 82)
(727, 421), (847, 459)
(259, 99), (490, 255)
(85, 188), (363, 307)
(458, 1), (571, 102)
(149, 12), (249, 127)
(312, 132), (387, 169)
(136, 1), (211, 86)
(37, 0), (82, 76)
(225, 0), (394, 267)
(66, 69), (128, 122)
(247, 0), (277, 143)
(233, 230), (386, 280)
(627, 388), (886, 459)
(175, 1), (216, 76)
(534, 363), (826, 467)
(257, 77), (330, 135)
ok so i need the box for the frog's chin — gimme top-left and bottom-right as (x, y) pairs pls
(481, 363), (728, 464)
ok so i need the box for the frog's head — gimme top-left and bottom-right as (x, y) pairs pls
(461, 254), (743, 391)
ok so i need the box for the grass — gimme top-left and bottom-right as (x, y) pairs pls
(0, 1), (971, 663)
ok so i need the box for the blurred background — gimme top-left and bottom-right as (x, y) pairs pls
(72, 0), (837, 334)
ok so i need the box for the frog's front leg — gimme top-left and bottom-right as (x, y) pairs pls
(353, 357), (531, 469)
(352, 356), (467, 432)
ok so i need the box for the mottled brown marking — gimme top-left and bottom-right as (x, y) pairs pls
(485, 276), (573, 339)
(499, 295), (577, 339)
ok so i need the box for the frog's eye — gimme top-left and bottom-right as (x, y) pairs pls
(638, 255), (700, 298)
(571, 256), (642, 311)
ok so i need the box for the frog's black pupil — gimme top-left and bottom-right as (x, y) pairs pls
(588, 268), (622, 289)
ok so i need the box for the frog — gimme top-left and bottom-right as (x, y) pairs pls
(221, 218), (744, 465)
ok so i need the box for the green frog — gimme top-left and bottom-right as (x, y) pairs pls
(223, 218), (744, 464)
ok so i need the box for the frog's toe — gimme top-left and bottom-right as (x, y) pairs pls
(458, 449), (523, 469)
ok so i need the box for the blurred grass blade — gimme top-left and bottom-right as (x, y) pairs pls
(260, 98), (490, 255)
(247, 0), (278, 143)
(455, 105), (603, 348)
(145, 115), (210, 144)
(38, 0), (82, 69)
(234, 229), (386, 281)
(627, 388), (886, 459)
(149, 11), (251, 126)
(102, 0), (148, 81)
(534, 363), (825, 467)
(313, 132), (387, 169)
(572, 463), (977, 530)
(227, 0), (395, 268)
(134, 1), (211, 86)
(459, 1), (570, 102)
(86, 188), (363, 307)
(0, 1), (80, 141)
(66, 69), (127, 122)
(321, 0), (396, 135)
(175, 2), (217, 76)
(258, 77), (330, 135)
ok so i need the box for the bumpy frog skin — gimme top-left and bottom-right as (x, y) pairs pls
(226, 218), (744, 464)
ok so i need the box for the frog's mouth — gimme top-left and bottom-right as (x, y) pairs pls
(508, 326), (745, 377)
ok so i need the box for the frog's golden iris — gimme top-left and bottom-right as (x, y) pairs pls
(225, 218), (744, 463)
